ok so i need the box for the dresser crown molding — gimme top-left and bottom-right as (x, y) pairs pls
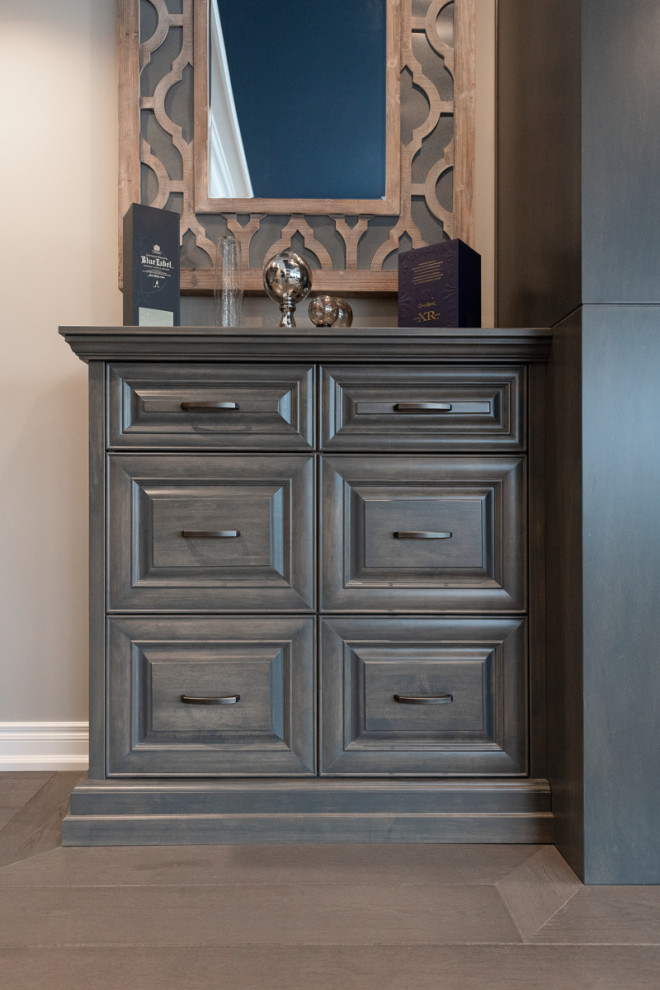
(59, 326), (552, 364)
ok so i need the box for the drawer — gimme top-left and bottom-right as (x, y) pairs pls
(108, 363), (314, 450)
(108, 454), (315, 611)
(321, 365), (524, 451)
(320, 617), (527, 776)
(320, 454), (526, 612)
(107, 616), (316, 776)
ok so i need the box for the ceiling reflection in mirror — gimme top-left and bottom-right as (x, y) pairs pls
(208, 0), (388, 201)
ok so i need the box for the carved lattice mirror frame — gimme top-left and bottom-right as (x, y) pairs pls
(118, 0), (475, 294)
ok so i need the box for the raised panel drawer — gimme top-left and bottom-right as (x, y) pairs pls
(108, 454), (315, 611)
(321, 365), (524, 451)
(320, 617), (527, 776)
(107, 616), (316, 776)
(108, 363), (314, 450)
(320, 454), (526, 612)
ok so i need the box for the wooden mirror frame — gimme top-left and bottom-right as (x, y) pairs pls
(118, 0), (475, 294)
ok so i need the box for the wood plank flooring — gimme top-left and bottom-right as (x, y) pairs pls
(1, 772), (659, 989)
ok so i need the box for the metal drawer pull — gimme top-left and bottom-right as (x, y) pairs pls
(394, 694), (454, 705)
(181, 695), (240, 705)
(181, 530), (240, 539)
(393, 402), (453, 413)
(180, 401), (240, 411)
(394, 531), (452, 540)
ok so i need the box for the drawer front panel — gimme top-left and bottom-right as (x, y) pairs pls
(320, 617), (527, 775)
(108, 363), (314, 450)
(321, 365), (524, 451)
(108, 454), (315, 611)
(108, 616), (316, 776)
(321, 455), (526, 612)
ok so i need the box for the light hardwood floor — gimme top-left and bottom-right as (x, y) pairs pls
(1, 772), (659, 988)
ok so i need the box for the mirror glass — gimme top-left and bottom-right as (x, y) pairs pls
(210, 0), (388, 200)
(200, 0), (400, 214)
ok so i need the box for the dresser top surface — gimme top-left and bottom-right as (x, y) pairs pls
(59, 326), (552, 363)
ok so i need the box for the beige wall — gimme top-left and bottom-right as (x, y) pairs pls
(0, 1), (122, 732)
(0, 1), (495, 764)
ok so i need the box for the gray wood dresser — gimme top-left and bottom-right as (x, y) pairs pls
(60, 326), (553, 845)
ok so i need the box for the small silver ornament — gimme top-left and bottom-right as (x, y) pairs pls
(333, 298), (353, 327)
(308, 295), (340, 327)
(263, 250), (312, 328)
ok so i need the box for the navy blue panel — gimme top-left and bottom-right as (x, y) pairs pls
(216, 0), (387, 199)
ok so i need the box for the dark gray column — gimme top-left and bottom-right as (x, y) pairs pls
(500, 0), (660, 882)
(577, 0), (660, 883)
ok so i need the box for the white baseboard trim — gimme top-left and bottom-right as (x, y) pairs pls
(0, 722), (89, 771)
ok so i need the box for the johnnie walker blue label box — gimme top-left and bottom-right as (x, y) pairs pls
(398, 239), (481, 328)
(123, 203), (180, 326)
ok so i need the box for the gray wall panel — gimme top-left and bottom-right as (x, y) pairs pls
(496, 0), (582, 327)
(582, 0), (660, 303)
(580, 304), (660, 883)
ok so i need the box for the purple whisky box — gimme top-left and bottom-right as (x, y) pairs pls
(123, 203), (180, 326)
(398, 239), (481, 328)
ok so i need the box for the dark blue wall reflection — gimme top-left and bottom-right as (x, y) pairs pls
(215, 0), (387, 199)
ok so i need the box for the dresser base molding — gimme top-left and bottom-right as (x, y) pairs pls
(62, 778), (553, 846)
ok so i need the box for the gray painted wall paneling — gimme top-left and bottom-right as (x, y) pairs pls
(496, 0), (582, 328)
(582, 0), (660, 303)
(580, 305), (660, 883)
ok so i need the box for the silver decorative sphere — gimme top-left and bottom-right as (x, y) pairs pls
(263, 250), (312, 328)
(308, 295), (340, 328)
(333, 298), (353, 328)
